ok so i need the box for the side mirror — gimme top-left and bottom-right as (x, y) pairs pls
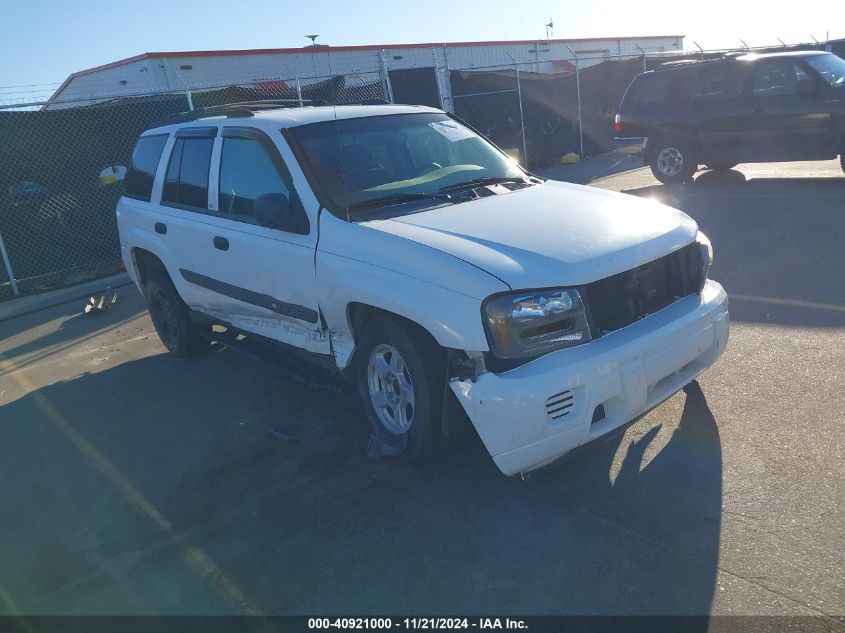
(253, 193), (308, 234)
(797, 78), (817, 96)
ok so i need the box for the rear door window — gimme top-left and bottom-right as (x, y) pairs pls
(124, 134), (168, 201)
(161, 135), (214, 210)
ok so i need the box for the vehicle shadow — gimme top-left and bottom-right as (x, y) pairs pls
(623, 174), (845, 328)
(0, 346), (722, 618)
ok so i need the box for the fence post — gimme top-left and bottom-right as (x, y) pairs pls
(635, 43), (647, 72)
(567, 47), (584, 159)
(0, 231), (20, 297)
(283, 63), (304, 106)
(442, 44), (455, 114)
(507, 53), (528, 168)
(170, 62), (194, 111)
(295, 77), (304, 106)
(378, 50), (395, 103)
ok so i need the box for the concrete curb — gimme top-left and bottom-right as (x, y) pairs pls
(0, 273), (133, 322)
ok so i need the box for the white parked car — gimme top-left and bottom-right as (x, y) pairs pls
(117, 102), (729, 477)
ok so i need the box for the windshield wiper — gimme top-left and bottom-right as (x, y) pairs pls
(438, 176), (530, 192)
(346, 191), (452, 212)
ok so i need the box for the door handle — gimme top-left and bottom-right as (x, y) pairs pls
(154, 222), (167, 235)
(213, 236), (229, 251)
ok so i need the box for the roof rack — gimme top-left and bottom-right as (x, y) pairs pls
(660, 53), (750, 68)
(147, 97), (397, 130)
(152, 99), (325, 127)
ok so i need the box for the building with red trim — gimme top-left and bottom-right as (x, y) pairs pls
(47, 35), (683, 109)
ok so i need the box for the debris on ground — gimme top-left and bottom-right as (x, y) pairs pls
(84, 286), (118, 315)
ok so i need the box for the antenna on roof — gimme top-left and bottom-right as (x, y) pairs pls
(305, 34), (319, 46)
(776, 37), (787, 47)
(545, 19), (554, 42)
(740, 39), (749, 50)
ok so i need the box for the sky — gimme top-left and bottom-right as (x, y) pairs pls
(1, 0), (843, 91)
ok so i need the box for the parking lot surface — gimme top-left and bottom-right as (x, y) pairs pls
(0, 160), (843, 617)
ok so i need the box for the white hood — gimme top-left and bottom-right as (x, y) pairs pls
(363, 180), (699, 289)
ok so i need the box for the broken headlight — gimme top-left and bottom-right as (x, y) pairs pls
(482, 288), (592, 359)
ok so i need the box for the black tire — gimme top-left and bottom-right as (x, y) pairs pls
(144, 268), (209, 358)
(705, 163), (738, 171)
(649, 138), (698, 184)
(355, 316), (446, 459)
(840, 154), (844, 174)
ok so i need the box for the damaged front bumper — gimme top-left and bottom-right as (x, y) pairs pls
(450, 281), (729, 476)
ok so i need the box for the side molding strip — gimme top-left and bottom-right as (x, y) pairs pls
(179, 268), (319, 324)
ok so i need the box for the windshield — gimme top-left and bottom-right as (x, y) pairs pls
(286, 112), (525, 214)
(805, 54), (845, 86)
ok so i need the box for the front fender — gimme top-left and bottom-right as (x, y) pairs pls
(318, 255), (496, 369)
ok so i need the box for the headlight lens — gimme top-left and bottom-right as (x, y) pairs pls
(482, 288), (592, 359)
(697, 231), (713, 287)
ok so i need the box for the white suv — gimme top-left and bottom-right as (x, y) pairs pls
(117, 102), (729, 476)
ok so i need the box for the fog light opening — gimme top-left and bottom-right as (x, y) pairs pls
(591, 404), (606, 425)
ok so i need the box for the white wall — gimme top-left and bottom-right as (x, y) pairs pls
(49, 36), (683, 107)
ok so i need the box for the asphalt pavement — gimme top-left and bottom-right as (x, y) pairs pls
(0, 159), (842, 618)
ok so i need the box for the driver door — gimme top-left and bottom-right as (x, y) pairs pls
(181, 126), (329, 355)
(745, 58), (833, 159)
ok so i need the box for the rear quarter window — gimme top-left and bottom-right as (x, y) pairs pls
(124, 134), (168, 201)
(690, 63), (745, 101)
(623, 70), (692, 111)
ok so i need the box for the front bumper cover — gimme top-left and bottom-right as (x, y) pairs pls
(450, 281), (729, 476)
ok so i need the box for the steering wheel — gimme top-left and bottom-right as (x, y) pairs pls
(413, 162), (443, 177)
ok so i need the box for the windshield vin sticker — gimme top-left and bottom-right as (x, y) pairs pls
(428, 120), (474, 142)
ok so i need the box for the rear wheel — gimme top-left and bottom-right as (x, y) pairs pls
(356, 316), (446, 459)
(145, 268), (208, 357)
(650, 138), (698, 184)
(705, 163), (738, 171)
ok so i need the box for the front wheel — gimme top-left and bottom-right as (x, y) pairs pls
(650, 139), (698, 184)
(356, 316), (446, 459)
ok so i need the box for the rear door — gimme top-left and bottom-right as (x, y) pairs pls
(688, 62), (752, 162)
(744, 57), (833, 159)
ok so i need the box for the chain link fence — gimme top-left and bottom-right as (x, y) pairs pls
(1, 40), (837, 300)
(0, 71), (386, 300)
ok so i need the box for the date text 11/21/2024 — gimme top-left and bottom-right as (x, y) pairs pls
(307, 618), (528, 630)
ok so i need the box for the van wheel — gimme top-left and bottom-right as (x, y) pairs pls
(650, 138), (698, 184)
(145, 268), (209, 358)
(706, 163), (738, 171)
(356, 316), (445, 459)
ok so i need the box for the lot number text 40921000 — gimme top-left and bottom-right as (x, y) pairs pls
(307, 618), (528, 630)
